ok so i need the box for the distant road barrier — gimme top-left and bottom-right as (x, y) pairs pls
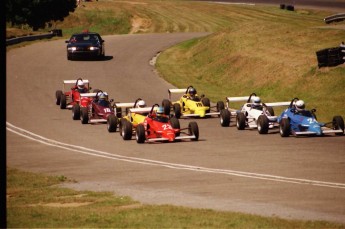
(324, 13), (345, 24)
(316, 46), (345, 68)
(6, 29), (63, 46)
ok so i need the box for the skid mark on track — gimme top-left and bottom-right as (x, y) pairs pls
(7, 122), (345, 189)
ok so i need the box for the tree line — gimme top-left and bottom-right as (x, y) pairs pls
(6, 0), (77, 31)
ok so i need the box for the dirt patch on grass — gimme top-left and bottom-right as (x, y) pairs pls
(130, 15), (151, 34)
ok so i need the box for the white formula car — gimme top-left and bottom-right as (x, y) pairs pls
(219, 93), (290, 134)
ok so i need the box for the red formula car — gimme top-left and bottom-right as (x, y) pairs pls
(72, 90), (120, 132)
(120, 104), (199, 143)
(55, 78), (91, 109)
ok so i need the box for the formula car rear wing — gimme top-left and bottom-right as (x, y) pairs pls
(63, 79), (90, 92)
(168, 88), (187, 100)
(129, 107), (152, 114)
(80, 92), (97, 98)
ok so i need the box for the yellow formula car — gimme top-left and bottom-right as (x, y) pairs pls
(162, 85), (224, 119)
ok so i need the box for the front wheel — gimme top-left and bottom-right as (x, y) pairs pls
(121, 120), (133, 140)
(333, 116), (344, 135)
(136, 124), (146, 143)
(80, 107), (89, 124)
(107, 114), (118, 132)
(257, 115), (269, 134)
(216, 101), (225, 112)
(60, 94), (67, 109)
(220, 109), (230, 127)
(201, 97), (210, 113)
(279, 118), (290, 137)
(72, 104), (81, 120)
(55, 90), (63, 105)
(188, 122), (199, 141)
(236, 112), (246, 130)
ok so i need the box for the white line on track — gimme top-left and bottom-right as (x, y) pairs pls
(7, 122), (345, 189)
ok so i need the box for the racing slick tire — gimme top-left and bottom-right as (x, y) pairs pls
(257, 115), (269, 134)
(216, 101), (225, 112)
(236, 112), (246, 130)
(279, 118), (290, 137)
(188, 122), (199, 141)
(121, 120), (132, 140)
(80, 107), (89, 124)
(201, 97), (211, 114)
(170, 116), (181, 136)
(107, 114), (118, 132)
(136, 124), (146, 143)
(55, 90), (63, 105)
(267, 106), (275, 116)
(72, 104), (81, 120)
(60, 94), (67, 109)
(220, 109), (231, 127)
(173, 103), (182, 119)
(333, 116), (344, 135)
(162, 99), (171, 115)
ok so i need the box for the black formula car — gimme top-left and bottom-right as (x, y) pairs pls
(66, 31), (105, 60)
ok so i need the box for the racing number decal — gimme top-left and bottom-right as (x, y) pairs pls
(196, 103), (203, 107)
(162, 124), (172, 130)
(103, 108), (111, 113)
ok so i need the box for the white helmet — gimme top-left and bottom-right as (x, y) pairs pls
(77, 80), (85, 89)
(137, 100), (146, 108)
(253, 96), (261, 105)
(99, 92), (107, 100)
(295, 100), (305, 111)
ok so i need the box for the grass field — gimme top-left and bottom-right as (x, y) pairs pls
(7, 167), (345, 228)
(6, 0), (345, 227)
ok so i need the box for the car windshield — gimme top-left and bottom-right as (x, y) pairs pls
(71, 34), (99, 42)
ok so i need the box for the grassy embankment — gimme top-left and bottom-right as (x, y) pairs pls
(7, 167), (345, 228)
(7, 0), (345, 227)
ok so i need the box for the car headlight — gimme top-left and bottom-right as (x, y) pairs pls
(68, 47), (77, 51)
(89, 47), (100, 51)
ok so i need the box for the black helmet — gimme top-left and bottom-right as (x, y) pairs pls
(189, 88), (197, 96)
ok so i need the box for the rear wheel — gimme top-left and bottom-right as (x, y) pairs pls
(267, 106), (274, 116)
(333, 116), (344, 135)
(72, 104), (80, 120)
(173, 103), (181, 119)
(80, 107), (89, 124)
(55, 90), (63, 105)
(136, 124), (146, 143)
(220, 109), (230, 127)
(257, 115), (269, 134)
(60, 94), (67, 109)
(279, 118), (290, 137)
(236, 113), (246, 130)
(188, 122), (199, 141)
(162, 99), (171, 115)
(107, 114), (118, 132)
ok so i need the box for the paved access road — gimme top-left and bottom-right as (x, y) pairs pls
(7, 31), (345, 224)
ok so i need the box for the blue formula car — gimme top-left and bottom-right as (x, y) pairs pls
(277, 98), (344, 137)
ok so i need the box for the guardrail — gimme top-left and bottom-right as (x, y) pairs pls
(6, 29), (63, 46)
(324, 13), (345, 24)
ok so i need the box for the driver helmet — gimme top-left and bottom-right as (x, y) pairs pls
(156, 106), (165, 116)
(137, 100), (146, 108)
(77, 80), (85, 90)
(295, 100), (305, 112)
(189, 88), (197, 97)
(99, 92), (107, 101)
(253, 96), (261, 105)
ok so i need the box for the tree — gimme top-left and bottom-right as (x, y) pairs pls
(6, 0), (77, 31)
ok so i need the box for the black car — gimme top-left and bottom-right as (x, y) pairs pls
(66, 32), (105, 60)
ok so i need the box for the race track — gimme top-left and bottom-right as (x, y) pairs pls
(6, 31), (345, 223)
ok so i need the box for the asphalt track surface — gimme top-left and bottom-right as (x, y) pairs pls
(6, 4), (345, 225)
